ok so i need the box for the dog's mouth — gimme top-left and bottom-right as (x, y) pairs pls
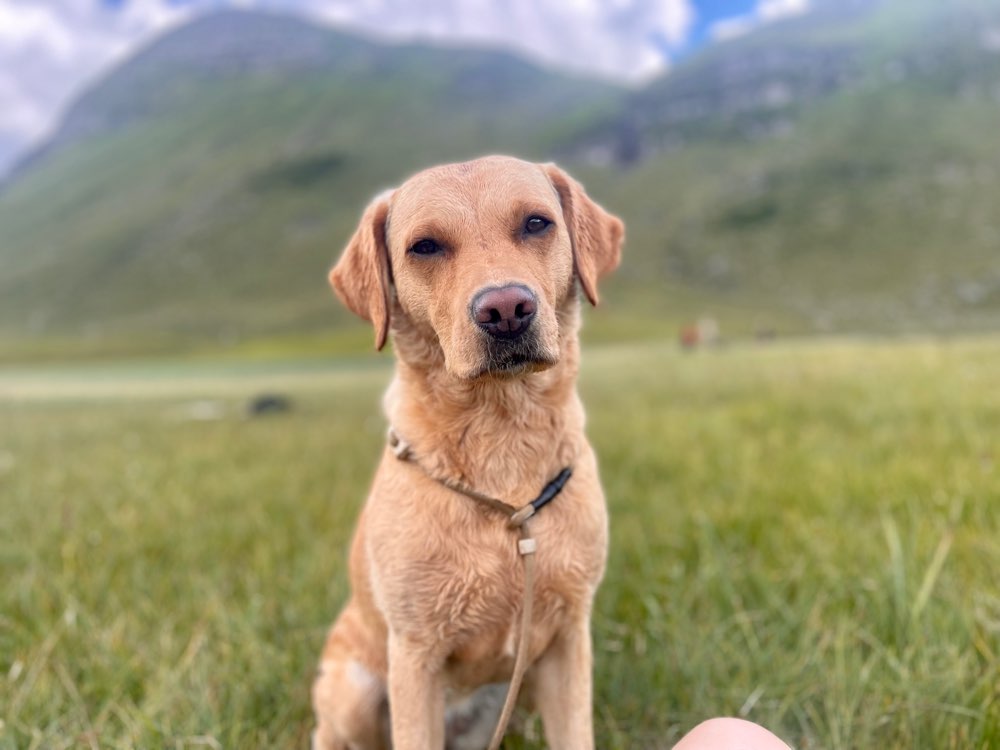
(471, 336), (558, 379)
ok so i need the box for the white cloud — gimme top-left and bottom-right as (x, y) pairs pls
(0, 0), (190, 174)
(710, 15), (756, 42)
(0, 3), (76, 61)
(0, 82), (50, 137)
(710, 0), (809, 42)
(287, 0), (694, 82)
(758, 0), (809, 22)
(0, 0), (696, 177)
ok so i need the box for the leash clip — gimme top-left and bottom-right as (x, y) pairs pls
(509, 505), (536, 527)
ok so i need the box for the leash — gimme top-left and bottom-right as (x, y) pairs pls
(387, 426), (572, 750)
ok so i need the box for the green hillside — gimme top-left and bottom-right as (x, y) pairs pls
(575, 0), (1000, 334)
(0, 10), (621, 359)
(1, 1), (999, 360)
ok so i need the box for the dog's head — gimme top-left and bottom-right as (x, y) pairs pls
(329, 156), (624, 379)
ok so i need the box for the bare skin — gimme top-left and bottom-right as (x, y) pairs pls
(673, 718), (793, 750)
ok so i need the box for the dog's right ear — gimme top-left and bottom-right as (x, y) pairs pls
(329, 192), (393, 351)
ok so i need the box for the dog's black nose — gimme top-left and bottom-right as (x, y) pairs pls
(470, 285), (537, 340)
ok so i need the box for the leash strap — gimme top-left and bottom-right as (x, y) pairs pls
(488, 524), (535, 750)
(386, 426), (571, 749)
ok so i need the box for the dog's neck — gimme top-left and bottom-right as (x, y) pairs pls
(384, 305), (584, 500)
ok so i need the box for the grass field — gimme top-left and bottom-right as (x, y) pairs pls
(2, 337), (999, 749)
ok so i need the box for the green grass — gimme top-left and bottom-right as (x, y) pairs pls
(2, 337), (999, 748)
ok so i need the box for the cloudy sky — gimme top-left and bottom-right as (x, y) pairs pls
(0, 0), (809, 175)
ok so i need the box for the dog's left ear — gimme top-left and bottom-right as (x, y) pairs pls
(329, 192), (393, 350)
(544, 163), (624, 306)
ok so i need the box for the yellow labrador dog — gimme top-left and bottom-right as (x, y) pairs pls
(312, 156), (624, 750)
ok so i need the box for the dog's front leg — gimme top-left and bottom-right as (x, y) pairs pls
(533, 616), (595, 750)
(388, 631), (446, 749)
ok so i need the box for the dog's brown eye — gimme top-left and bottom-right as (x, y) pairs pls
(524, 216), (551, 235)
(409, 239), (441, 256)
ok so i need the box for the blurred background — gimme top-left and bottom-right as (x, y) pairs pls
(2, 0), (999, 362)
(2, 2), (1000, 748)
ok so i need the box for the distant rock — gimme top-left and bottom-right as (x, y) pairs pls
(247, 394), (292, 417)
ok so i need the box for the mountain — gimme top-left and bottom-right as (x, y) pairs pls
(0, 10), (621, 358)
(1, 1), (999, 360)
(13, 11), (615, 178)
(572, 0), (1000, 333)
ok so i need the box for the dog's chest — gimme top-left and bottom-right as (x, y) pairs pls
(432, 524), (590, 688)
(370, 479), (606, 671)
